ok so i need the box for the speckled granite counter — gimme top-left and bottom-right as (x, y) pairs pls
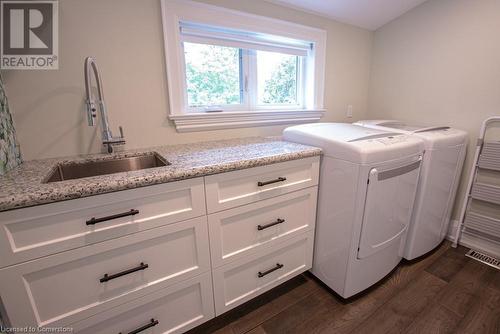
(0, 137), (321, 212)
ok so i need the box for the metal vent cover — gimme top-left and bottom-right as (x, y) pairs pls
(466, 249), (500, 270)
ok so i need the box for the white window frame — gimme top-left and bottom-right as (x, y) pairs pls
(161, 0), (326, 132)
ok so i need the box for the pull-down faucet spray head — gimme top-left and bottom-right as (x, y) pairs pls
(84, 57), (125, 153)
(84, 57), (101, 126)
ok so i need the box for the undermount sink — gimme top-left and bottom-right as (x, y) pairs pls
(45, 152), (169, 183)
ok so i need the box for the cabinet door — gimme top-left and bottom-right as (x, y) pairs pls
(205, 157), (319, 213)
(212, 231), (314, 315)
(71, 272), (214, 334)
(208, 187), (317, 267)
(0, 178), (206, 268)
(358, 157), (421, 259)
(0, 216), (210, 329)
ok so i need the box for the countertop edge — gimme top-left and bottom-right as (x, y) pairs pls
(0, 146), (321, 212)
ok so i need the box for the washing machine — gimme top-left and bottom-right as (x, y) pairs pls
(283, 123), (424, 298)
(354, 120), (468, 260)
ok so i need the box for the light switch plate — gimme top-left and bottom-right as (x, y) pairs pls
(346, 105), (353, 118)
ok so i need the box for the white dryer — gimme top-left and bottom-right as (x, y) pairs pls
(355, 120), (468, 260)
(283, 123), (424, 298)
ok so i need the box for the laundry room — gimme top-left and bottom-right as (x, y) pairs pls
(0, 0), (498, 333)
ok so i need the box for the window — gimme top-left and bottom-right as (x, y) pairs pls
(179, 22), (309, 112)
(161, 0), (326, 131)
(184, 43), (242, 108)
(256, 50), (300, 106)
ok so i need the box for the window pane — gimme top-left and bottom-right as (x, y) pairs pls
(257, 51), (298, 105)
(184, 42), (241, 107)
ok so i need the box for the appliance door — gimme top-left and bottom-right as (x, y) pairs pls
(357, 156), (422, 259)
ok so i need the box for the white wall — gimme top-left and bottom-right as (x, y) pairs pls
(1, 0), (373, 160)
(368, 0), (500, 219)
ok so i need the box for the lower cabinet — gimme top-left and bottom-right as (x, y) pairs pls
(208, 187), (317, 268)
(0, 216), (210, 328)
(71, 272), (215, 334)
(212, 231), (315, 315)
(0, 158), (319, 333)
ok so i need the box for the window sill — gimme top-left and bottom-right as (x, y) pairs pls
(169, 109), (326, 132)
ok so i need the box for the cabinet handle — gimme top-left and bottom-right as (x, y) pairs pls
(100, 262), (148, 283)
(258, 263), (284, 278)
(257, 177), (286, 187)
(257, 218), (285, 231)
(86, 209), (139, 225)
(119, 318), (159, 334)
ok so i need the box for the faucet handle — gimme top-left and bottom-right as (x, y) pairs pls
(119, 126), (124, 139)
(86, 101), (97, 126)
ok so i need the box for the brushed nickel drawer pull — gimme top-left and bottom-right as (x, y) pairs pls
(86, 209), (139, 225)
(257, 218), (285, 231)
(257, 177), (286, 187)
(100, 262), (148, 283)
(258, 263), (284, 278)
(119, 318), (159, 334)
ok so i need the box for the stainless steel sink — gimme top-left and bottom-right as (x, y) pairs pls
(45, 152), (169, 183)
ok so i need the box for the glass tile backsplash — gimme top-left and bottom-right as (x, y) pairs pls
(0, 73), (22, 175)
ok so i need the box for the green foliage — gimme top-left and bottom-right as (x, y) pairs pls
(184, 43), (298, 108)
(185, 43), (241, 107)
(261, 56), (297, 104)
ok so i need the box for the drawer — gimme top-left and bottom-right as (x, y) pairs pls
(0, 216), (210, 328)
(71, 272), (214, 334)
(0, 178), (206, 268)
(212, 231), (314, 315)
(205, 157), (319, 213)
(208, 187), (318, 267)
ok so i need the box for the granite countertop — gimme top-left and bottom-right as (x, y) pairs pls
(0, 137), (321, 212)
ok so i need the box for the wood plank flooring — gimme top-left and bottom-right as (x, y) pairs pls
(188, 242), (500, 334)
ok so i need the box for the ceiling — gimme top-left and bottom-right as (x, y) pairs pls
(265, 0), (430, 30)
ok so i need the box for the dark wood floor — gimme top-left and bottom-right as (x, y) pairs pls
(188, 242), (500, 334)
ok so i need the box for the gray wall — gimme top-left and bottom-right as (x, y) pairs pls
(2, 0), (373, 160)
(368, 0), (500, 219)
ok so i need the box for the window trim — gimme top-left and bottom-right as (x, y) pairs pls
(161, 0), (326, 131)
(169, 109), (326, 132)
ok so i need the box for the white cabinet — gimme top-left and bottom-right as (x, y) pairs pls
(0, 216), (210, 328)
(0, 179), (206, 268)
(71, 272), (215, 334)
(0, 157), (319, 332)
(212, 231), (315, 315)
(208, 187), (318, 267)
(205, 157), (319, 213)
(206, 156), (319, 315)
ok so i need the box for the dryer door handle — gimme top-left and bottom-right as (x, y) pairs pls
(414, 126), (450, 133)
(377, 158), (422, 181)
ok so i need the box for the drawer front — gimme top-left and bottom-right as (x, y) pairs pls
(0, 178), (206, 268)
(205, 157), (319, 213)
(0, 216), (210, 328)
(71, 272), (214, 334)
(208, 187), (317, 267)
(212, 231), (314, 315)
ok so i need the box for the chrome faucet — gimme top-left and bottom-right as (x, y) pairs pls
(84, 57), (125, 153)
